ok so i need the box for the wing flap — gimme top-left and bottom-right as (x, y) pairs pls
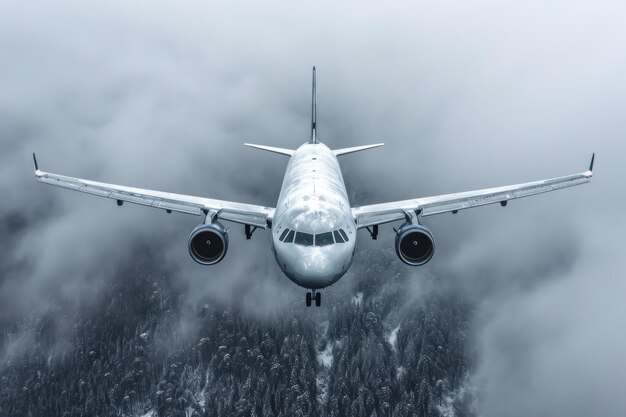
(354, 211), (406, 229)
(219, 210), (268, 228)
(512, 185), (550, 198)
(109, 191), (155, 206)
(38, 175), (81, 191)
(421, 201), (472, 216)
(152, 200), (203, 216)
(80, 185), (112, 197)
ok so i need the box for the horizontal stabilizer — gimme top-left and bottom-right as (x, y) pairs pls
(244, 143), (295, 157)
(333, 143), (384, 156)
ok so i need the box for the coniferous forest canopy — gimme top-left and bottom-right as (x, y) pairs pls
(0, 235), (474, 417)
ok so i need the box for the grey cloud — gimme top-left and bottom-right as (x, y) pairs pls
(1, 1), (626, 414)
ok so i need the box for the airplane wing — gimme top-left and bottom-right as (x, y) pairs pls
(33, 154), (273, 228)
(352, 154), (594, 229)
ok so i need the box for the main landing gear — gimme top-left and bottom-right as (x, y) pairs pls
(306, 290), (321, 307)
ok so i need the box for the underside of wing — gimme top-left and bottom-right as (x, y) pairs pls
(352, 155), (594, 229)
(34, 154), (274, 228)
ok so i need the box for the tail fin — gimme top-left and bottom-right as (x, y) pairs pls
(310, 66), (317, 144)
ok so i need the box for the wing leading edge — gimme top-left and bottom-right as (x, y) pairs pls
(33, 154), (273, 228)
(352, 154), (594, 229)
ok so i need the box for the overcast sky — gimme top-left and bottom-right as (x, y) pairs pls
(1, 1), (625, 415)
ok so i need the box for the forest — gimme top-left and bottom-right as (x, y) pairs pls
(0, 244), (475, 417)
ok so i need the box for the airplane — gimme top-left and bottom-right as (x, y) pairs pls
(33, 67), (594, 306)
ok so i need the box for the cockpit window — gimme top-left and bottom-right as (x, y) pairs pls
(282, 228), (347, 246)
(294, 232), (314, 246)
(316, 231), (334, 246)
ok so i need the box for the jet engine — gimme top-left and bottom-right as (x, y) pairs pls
(188, 222), (229, 265)
(394, 222), (435, 266)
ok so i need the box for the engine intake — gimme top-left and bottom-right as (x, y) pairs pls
(395, 223), (435, 266)
(188, 222), (229, 265)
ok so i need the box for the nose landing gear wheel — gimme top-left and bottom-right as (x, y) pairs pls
(305, 290), (321, 307)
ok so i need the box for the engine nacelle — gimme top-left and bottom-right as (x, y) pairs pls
(188, 222), (229, 265)
(395, 222), (435, 266)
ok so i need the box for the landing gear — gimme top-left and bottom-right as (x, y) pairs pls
(365, 224), (378, 240)
(305, 290), (321, 307)
(244, 224), (258, 240)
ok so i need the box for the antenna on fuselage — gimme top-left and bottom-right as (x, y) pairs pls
(310, 66), (317, 144)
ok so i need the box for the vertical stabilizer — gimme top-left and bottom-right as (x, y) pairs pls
(310, 66), (317, 144)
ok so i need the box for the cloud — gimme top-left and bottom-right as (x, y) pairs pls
(1, 0), (625, 413)
(472, 227), (626, 417)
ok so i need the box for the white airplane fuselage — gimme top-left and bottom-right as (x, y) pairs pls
(271, 142), (356, 289)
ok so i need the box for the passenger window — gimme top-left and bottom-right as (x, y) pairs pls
(316, 231), (334, 246)
(294, 232), (314, 246)
(284, 229), (295, 243)
(279, 229), (290, 241)
(339, 229), (349, 242)
(333, 230), (345, 243)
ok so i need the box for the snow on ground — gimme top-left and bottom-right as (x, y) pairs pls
(388, 325), (400, 352)
(317, 342), (333, 369)
(316, 321), (334, 405)
(316, 344), (333, 404)
(352, 292), (363, 306)
(197, 388), (206, 408)
(396, 366), (405, 380)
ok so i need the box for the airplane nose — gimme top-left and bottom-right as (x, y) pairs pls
(279, 248), (349, 289)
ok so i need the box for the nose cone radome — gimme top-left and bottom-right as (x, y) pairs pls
(275, 244), (353, 289)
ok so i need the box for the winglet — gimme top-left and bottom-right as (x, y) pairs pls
(585, 153), (595, 178)
(32, 152), (45, 178)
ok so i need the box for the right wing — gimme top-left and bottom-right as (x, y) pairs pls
(33, 154), (274, 228)
(352, 155), (594, 229)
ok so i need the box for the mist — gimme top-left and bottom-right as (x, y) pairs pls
(1, 1), (626, 415)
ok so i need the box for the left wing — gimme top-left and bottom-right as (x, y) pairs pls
(352, 154), (594, 229)
(33, 154), (274, 228)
